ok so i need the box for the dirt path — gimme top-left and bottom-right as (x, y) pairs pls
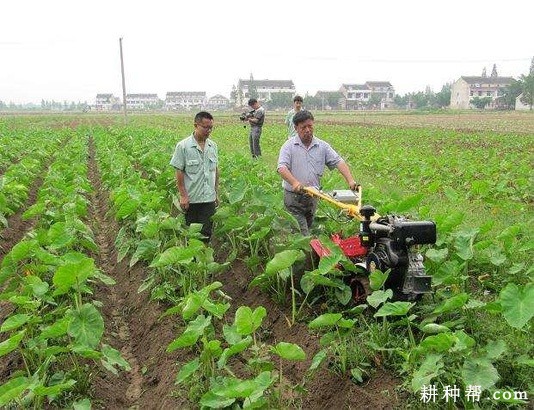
(86, 136), (189, 409)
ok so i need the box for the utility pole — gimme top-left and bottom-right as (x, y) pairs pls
(119, 37), (128, 123)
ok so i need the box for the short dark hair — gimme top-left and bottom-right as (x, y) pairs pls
(248, 98), (258, 106)
(293, 110), (314, 126)
(293, 95), (303, 103)
(194, 111), (213, 123)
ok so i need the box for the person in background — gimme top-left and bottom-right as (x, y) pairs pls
(170, 111), (219, 241)
(285, 95), (303, 138)
(246, 98), (265, 158)
(277, 110), (359, 236)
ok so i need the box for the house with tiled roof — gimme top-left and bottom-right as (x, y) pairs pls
(207, 94), (230, 110)
(450, 66), (514, 109)
(95, 93), (120, 111)
(340, 81), (395, 110)
(165, 91), (206, 111)
(233, 77), (295, 107)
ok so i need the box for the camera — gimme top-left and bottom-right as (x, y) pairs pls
(239, 110), (255, 121)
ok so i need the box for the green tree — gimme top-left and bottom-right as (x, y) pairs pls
(248, 73), (258, 100)
(470, 96), (493, 109)
(519, 58), (534, 110)
(501, 79), (523, 110)
(435, 84), (451, 108)
(394, 94), (408, 108)
(266, 92), (293, 109)
(368, 93), (382, 109)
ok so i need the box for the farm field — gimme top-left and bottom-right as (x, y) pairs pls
(0, 111), (533, 409)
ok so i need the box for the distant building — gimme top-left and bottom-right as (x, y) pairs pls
(233, 77), (295, 107)
(207, 94), (230, 110)
(340, 81), (395, 110)
(126, 93), (160, 110)
(95, 93), (121, 111)
(450, 66), (514, 109)
(165, 91), (206, 111)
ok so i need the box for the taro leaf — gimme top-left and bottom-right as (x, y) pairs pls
(211, 378), (257, 399)
(3, 239), (38, 266)
(419, 333), (455, 353)
(130, 239), (160, 267)
(425, 248), (448, 264)
(101, 344), (131, 375)
(68, 303), (104, 349)
(1, 314), (30, 332)
(498, 282), (534, 329)
(309, 349), (327, 371)
(394, 193), (424, 213)
(421, 323), (451, 334)
(483, 340), (507, 360)
(202, 300), (230, 320)
(271, 342), (306, 361)
(0, 376), (30, 406)
(25, 275), (49, 298)
(33, 379), (76, 397)
(265, 250), (303, 276)
(39, 317), (69, 340)
(411, 353), (443, 392)
(167, 315), (211, 352)
(116, 198), (139, 219)
(308, 313), (342, 329)
(217, 336), (253, 369)
(374, 302), (414, 317)
(227, 184), (247, 204)
(369, 270), (389, 291)
(223, 324), (242, 345)
(461, 358), (499, 391)
(234, 306), (266, 336)
(47, 222), (74, 250)
(451, 330), (476, 351)
(350, 368), (364, 383)
(150, 242), (203, 267)
(335, 285), (352, 305)
(182, 294), (203, 320)
(176, 358), (200, 384)
(0, 330), (25, 357)
(432, 260), (465, 286)
(200, 391), (235, 408)
(53, 257), (95, 296)
(432, 293), (469, 315)
(73, 398), (92, 410)
(454, 228), (479, 261)
(366, 289), (393, 308)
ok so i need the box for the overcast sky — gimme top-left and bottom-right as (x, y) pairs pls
(2, 0), (532, 104)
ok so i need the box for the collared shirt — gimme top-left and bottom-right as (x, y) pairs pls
(170, 134), (218, 203)
(285, 108), (298, 138)
(251, 106), (265, 127)
(277, 135), (342, 192)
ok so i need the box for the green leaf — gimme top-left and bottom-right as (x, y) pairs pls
(167, 315), (211, 352)
(0, 330), (25, 357)
(265, 250), (303, 276)
(39, 318), (69, 340)
(498, 282), (534, 329)
(411, 354), (443, 392)
(73, 398), (92, 410)
(374, 301), (414, 317)
(366, 289), (393, 308)
(116, 198), (139, 219)
(176, 358), (200, 384)
(150, 244), (202, 267)
(217, 336), (253, 369)
(425, 248), (448, 264)
(0, 376), (30, 406)
(461, 358), (499, 391)
(234, 306), (266, 336)
(421, 323), (451, 334)
(53, 257), (95, 296)
(101, 344), (131, 374)
(484, 340), (507, 360)
(419, 333), (455, 352)
(67, 304), (104, 349)
(1, 314), (30, 332)
(34, 379), (77, 397)
(308, 313), (342, 329)
(432, 293), (469, 315)
(369, 270), (389, 290)
(271, 342), (306, 361)
(200, 391), (235, 408)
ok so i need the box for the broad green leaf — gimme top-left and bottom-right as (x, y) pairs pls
(167, 315), (211, 352)
(234, 306), (266, 336)
(308, 313), (342, 329)
(200, 391), (235, 408)
(425, 248), (448, 264)
(101, 344), (131, 374)
(176, 358), (200, 384)
(432, 293), (469, 315)
(265, 250), (303, 276)
(498, 282), (534, 329)
(1, 314), (30, 332)
(116, 198), (139, 219)
(411, 353), (443, 392)
(73, 398), (92, 410)
(271, 342), (306, 361)
(374, 301), (414, 317)
(53, 258), (95, 296)
(217, 336), (253, 369)
(453, 228), (479, 261)
(34, 379), (77, 396)
(484, 340), (507, 360)
(461, 358), (499, 391)
(39, 318), (69, 339)
(309, 349), (327, 371)
(0, 376), (29, 406)
(421, 323), (451, 334)
(369, 270), (389, 290)
(0, 330), (25, 357)
(366, 289), (393, 308)
(150, 244), (202, 267)
(67, 303), (104, 349)
(211, 378), (257, 399)
(419, 333), (455, 352)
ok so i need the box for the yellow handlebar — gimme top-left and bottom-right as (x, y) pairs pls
(301, 186), (380, 221)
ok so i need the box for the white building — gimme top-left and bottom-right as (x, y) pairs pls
(95, 93), (120, 111)
(165, 91), (206, 111)
(340, 81), (395, 110)
(126, 94), (160, 110)
(233, 79), (295, 107)
(450, 76), (513, 109)
(207, 94), (230, 110)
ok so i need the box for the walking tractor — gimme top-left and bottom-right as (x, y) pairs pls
(303, 186), (437, 302)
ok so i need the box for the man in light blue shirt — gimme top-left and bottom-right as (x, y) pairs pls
(170, 111), (219, 240)
(277, 110), (359, 235)
(285, 95), (303, 138)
